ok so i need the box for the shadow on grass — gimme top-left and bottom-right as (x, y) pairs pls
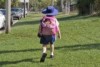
(13, 14), (100, 27)
(0, 43), (100, 54)
(13, 20), (40, 27)
(57, 15), (99, 22)
(55, 43), (100, 51)
(0, 48), (41, 54)
(0, 58), (39, 66)
(0, 43), (99, 66)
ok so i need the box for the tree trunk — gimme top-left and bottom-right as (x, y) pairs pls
(61, 0), (64, 12)
(64, 0), (71, 15)
(51, 0), (54, 6)
(90, 3), (94, 14)
(5, 0), (11, 34)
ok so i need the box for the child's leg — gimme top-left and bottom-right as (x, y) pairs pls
(40, 44), (47, 62)
(42, 45), (47, 54)
(50, 44), (54, 56)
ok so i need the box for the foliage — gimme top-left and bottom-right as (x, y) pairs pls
(94, 0), (100, 15)
(38, 0), (51, 9)
(0, 0), (20, 8)
(29, 0), (57, 11)
(11, 0), (20, 7)
(77, 0), (95, 15)
(56, 0), (61, 11)
(0, 0), (5, 8)
(76, 0), (100, 15)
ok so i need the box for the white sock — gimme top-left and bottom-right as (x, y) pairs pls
(50, 52), (54, 55)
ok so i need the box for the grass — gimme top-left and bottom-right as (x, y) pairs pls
(0, 12), (100, 67)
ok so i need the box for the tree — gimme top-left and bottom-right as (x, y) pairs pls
(0, 0), (20, 8)
(0, 0), (5, 8)
(11, 0), (19, 7)
(29, 0), (51, 11)
(64, 0), (71, 14)
(51, 0), (54, 6)
(60, 0), (71, 14)
(61, 0), (64, 12)
(5, 0), (11, 34)
(77, 0), (95, 15)
(95, 0), (100, 15)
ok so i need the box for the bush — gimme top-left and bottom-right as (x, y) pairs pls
(77, 0), (95, 15)
(94, 0), (100, 15)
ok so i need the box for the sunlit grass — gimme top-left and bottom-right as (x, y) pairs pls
(0, 12), (100, 67)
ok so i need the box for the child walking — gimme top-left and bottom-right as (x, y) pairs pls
(38, 6), (61, 62)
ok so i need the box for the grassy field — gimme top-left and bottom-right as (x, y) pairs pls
(0, 12), (100, 67)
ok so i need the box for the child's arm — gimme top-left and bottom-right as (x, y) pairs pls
(55, 18), (61, 39)
(57, 26), (61, 39)
(38, 24), (42, 34)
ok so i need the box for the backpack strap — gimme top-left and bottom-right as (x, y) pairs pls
(40, 16), (47, 33)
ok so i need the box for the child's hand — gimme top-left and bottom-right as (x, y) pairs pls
(58, 34), (61, 39)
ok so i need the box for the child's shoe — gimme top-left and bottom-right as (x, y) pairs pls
(40, 53), (47, 62)
(50, 55), (54, 58)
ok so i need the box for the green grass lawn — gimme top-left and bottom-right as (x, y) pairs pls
(0, 12), (100, 67)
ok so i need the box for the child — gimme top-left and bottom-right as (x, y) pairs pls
(38, 6), (61, 62)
